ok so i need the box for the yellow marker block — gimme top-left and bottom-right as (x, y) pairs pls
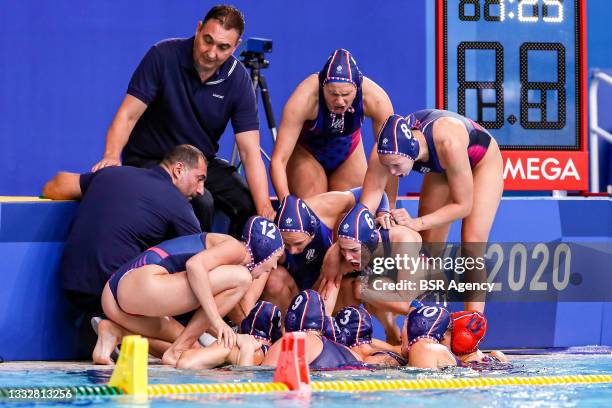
(108, 335), (149, 396)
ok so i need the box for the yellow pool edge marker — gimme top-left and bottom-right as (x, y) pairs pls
(107, 334), (612, 396)
(0, 196), (52, 202)
(108, 335), (148, 396)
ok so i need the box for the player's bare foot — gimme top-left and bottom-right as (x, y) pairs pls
(92, 319), (123, 365)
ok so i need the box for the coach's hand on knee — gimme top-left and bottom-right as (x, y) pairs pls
(92, 156), (121, 172)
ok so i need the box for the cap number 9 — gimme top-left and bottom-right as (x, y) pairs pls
(291, 295), (303, 310)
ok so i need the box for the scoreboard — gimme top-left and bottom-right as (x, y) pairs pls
(436, 0), (588, 190)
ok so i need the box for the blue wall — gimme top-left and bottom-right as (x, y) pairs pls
(0, 0), (426, 196)
(587, 1), (612, 191)
(1, 0), (610, 196)
(588, 0), (612, 70)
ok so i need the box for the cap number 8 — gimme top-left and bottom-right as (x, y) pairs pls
(400, 123), (411, 139)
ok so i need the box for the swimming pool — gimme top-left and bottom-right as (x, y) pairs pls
(2, 354), (612, 407)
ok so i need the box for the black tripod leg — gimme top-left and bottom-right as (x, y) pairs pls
(257, 74), (277, 141)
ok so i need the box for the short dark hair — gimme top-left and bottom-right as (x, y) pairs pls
(162, 144), (207, 169)
(203, 5), (245, 37)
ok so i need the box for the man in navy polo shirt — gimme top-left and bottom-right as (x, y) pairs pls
(92, 5), (274, 237)
(43, 144), (205, 314)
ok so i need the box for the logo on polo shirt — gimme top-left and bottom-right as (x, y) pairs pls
(212, 93), (225, 100)
(305, 249), (316, 262)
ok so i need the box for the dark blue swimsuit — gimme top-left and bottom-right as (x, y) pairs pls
(407, 109), (492, 173)
(311, 336), (361, 369)
(108, 233), (207, 309)
(284, 216), (333, 290)
(298, 82), (364, 172)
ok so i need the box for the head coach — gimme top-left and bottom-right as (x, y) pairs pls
(92, 4), (275, 236)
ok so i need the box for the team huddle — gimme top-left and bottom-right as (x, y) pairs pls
(43, 5), (506, 369)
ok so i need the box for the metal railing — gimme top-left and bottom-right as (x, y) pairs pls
(589, 70), (612, 193)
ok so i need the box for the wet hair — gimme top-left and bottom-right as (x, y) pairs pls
(161, 144), (207, 170)
(203, 5), (245, 37)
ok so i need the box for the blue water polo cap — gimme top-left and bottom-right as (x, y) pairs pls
(337, 203), (379, 252)
(241, 216), (284, 271)
(323, 315), (346, 345)
(240, 301), (282, 343)
(336, 306), (373, 347)
(274, 195), (318, 237)
(284, 289), (326, 333)
(377, 114), (419, 160)
(406, 305), (451, 347)
(319, 49), (363, 88)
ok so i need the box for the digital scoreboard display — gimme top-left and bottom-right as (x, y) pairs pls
(436, 0), (588, 190)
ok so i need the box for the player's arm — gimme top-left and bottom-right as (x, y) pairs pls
(318, 243), (345, 306)
(304, 190), (355, 227)
(185, 239), (247, 347)
(235, 334), (262, 366)
(235, 129), (275, 219)
(270, 75), (318, 199)
(362, 77), (398, 208)
(230, 266), (269, 324)
(176, 344), (233, 369)
(417, 122), (472, 231)
(92, 95), (147, 171)
(392, 122), (472, 231)
(359, 146), (391, 213)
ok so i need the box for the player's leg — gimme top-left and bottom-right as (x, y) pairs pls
(287, 143), (328, 198)
(460, 141), (504, 312)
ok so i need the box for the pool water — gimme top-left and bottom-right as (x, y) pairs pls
(1, 355), (612, 407)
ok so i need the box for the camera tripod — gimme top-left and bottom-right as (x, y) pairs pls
(230, 52), (277, 170)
